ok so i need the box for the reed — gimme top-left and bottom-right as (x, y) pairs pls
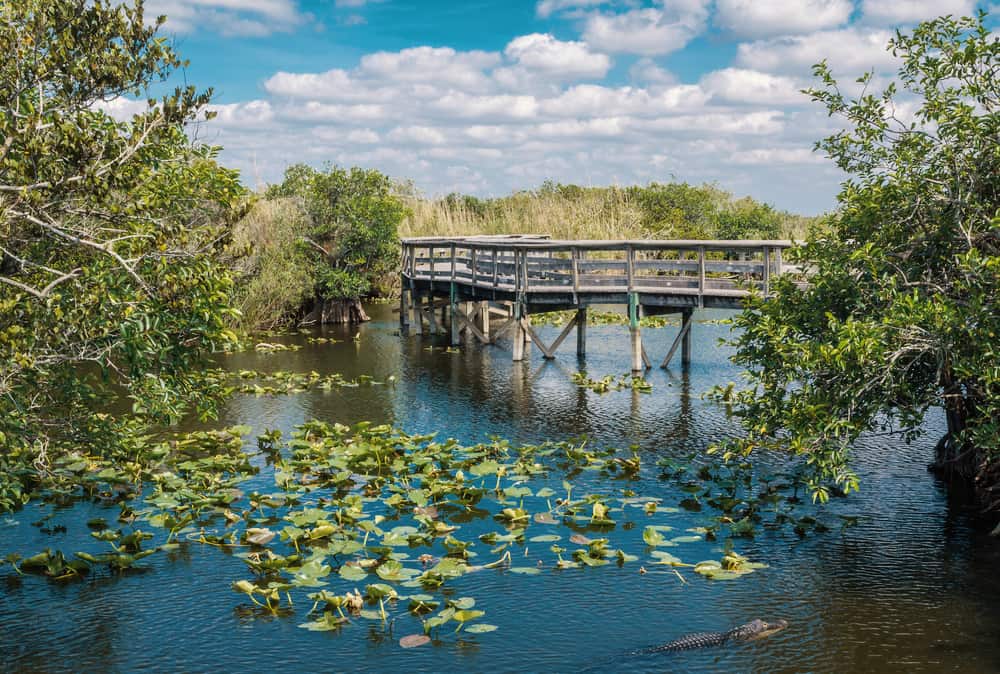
(400, 183), (817, 241)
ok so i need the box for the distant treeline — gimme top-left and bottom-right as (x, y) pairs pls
(400, 180), (821, 242)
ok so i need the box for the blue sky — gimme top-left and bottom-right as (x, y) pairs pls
(129, 1), (995, 214)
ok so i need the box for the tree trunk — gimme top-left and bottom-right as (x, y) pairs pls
(931, 382), (997, 514)
(301, 298), (370, 325)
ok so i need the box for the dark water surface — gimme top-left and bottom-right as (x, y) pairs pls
(2, 304), (999, 673)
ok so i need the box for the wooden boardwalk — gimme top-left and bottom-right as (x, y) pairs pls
(399, 235), (797, 371)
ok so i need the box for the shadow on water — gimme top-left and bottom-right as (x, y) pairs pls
(1, 303), (998, 673)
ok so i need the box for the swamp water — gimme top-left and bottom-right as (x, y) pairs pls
(1, 304), (999, 674)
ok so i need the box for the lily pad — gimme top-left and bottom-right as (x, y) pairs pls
(400, 634), (431, 648)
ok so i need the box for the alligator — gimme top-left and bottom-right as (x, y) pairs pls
(650, 619), (788, 653)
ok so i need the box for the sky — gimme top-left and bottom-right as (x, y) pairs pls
(125, 0), (996, 214)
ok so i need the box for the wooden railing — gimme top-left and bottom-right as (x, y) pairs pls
(401, 236), (797, 299)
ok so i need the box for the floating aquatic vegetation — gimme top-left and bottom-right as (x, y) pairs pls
(656, 455), (843, 539)
(1, 419), (783, 652)
(254, 342), (302, 353)
(531, 311), (675, 328)
(227, 369), (395, 396)
(571, 372), (652, 394)
(692, 546), (768, 581)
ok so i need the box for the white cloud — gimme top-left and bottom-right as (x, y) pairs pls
(93, 97), (152, 121)
(540, 83), (709, 117)
(736, 28), (899, 75)
(503, 34), (611, 79)
(730, 147), (824, 164)
(430, 93), (540, 121)
(387, 126), (448, 145)
(286, 101), (387, 122)
(198, 34), (848, 214)
(628, 57), (676, 85)
(714, 0), (853, 38)
(345, 129), (381, 144)
(700, 68), (806, 105)
(583, 0), (711, 56)
(205, 100), (275, 126)
(360, 47), (499, 90)
(860, 0), (977, 25)
(145, 0), (311, 36)
(536, 0), (610, 18)
(639, 110), (785, 135)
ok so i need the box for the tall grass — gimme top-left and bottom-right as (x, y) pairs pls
(228, 197), (315, 330)
(400, 186), (645, 240)
(400, 182), (817, 241)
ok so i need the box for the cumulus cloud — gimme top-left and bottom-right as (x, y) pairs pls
(93, 97), (152, 121)
(196, 32), (853, 213)
(145, 0), (311, 36)
(860, 0), (978, 25)
(387, 126), (448, 145)
(359, 47), (500, 91)
(503, 34), (611, 78)
(714, 0), (853, 38)
(535, 0), (611, 18)
(629, 57), (676, 85)
(583, 0), (711, 56)
(736, 27), (899, 75)
(700, 68), (806, 106)
(730, 147), (824, 165)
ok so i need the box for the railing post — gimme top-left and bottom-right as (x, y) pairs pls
(429, 246), (435, 289)
(471, 248), (477, 286)
(626, 245), (635, 291)
(450, 282), (460, 346)
(571, 247), (580, 301)
(698, 245), (706, 309)
(451, 243), (457, 281)
(763, 246), (771, 295)
(492, 249), (498, 289)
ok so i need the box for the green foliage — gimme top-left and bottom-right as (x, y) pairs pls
(0, 1), (245, 485)
(716, 13), (1000, 503)
(714, 199), (784, 240)
(266, 163), (406, 301)
(626, 182), (730, 239)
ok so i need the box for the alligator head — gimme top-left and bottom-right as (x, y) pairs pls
(732, 618), (788, 642)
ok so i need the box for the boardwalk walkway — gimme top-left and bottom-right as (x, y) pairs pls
(399, 236), (796, 371)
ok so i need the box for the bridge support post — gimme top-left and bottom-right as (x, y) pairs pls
(512, 304), (526, 362)
(661, 307), (693, 369)
(576, 307), (587, 357)
(450, 284), (461, 347)
(399, 282), (409, 328)
(629, 293), (642, 373)
(479, 301), (490, 339)
(427, 296), (441, 334)
(411, 291), (423, 335)
(681, 307), (692, 366)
